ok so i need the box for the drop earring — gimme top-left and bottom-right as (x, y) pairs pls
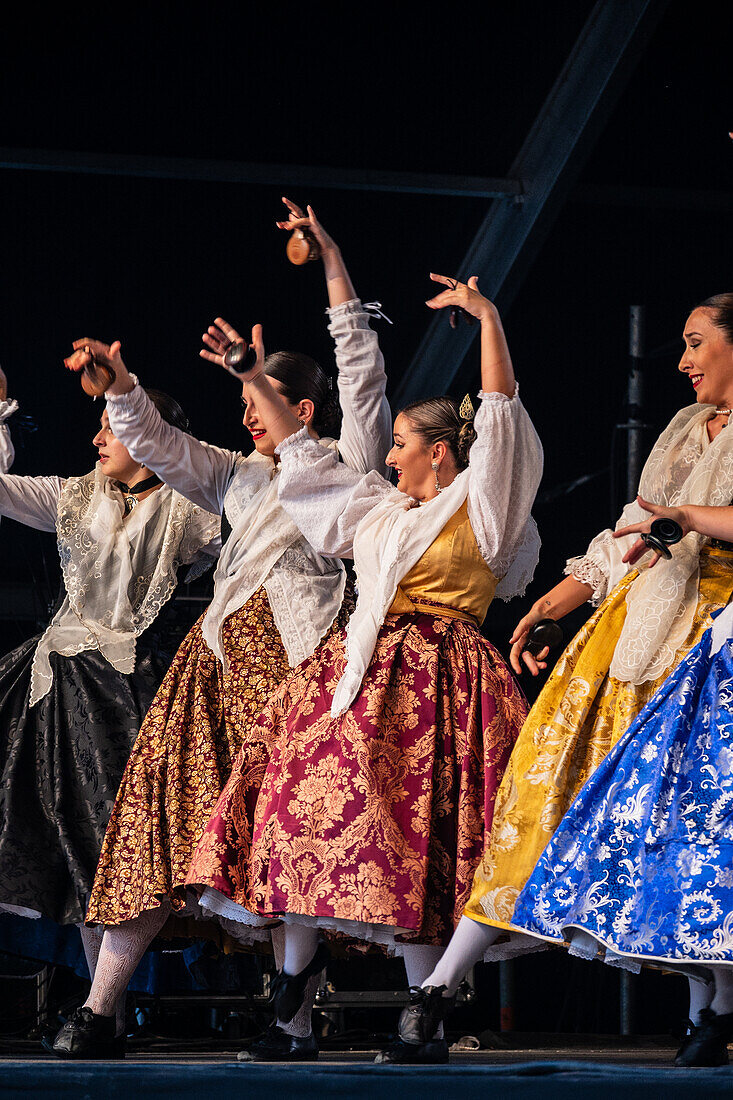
(431, 461), (442, 494)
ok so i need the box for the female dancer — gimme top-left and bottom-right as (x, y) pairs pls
(52, 203), (391, 1059)
(186, 273), (542, 1063)
(0, 382), (218, 970)
(391, 292), (733, 1060)
(510, 495), (733, 1067)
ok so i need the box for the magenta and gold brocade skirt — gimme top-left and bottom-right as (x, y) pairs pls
(187, 610), (528, 946)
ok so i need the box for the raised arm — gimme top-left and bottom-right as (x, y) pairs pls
(424, 274), (542, 570)
(277, 199), (391, 473)
(426, 274), (516, 398)
(75, 339), (238, 515)
(277, 197), (357, 309)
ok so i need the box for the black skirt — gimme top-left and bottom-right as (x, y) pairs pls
(0, 624), (176, 925)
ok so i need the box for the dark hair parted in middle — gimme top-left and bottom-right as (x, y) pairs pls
(264, 351), (342, 438)
(399, 396), (477, 470)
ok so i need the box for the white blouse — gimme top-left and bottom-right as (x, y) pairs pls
(105, 299), (392, 667)
(275, 388), (543, 714)
(277, 388), (543, 583)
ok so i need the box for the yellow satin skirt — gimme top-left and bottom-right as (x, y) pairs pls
(464, 547), (733, 931)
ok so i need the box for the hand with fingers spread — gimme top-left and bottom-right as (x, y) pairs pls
(613, 495), (690, 568)
(200, 318), (264, 381)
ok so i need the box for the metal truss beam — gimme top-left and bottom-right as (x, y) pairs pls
(392, 0), (670, 405)
(0, 146), (726, 214)
(0, 147), (521, 200)
(0, 148), (727, 213)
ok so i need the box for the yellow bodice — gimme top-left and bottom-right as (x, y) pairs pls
(387, 501), (496, 626)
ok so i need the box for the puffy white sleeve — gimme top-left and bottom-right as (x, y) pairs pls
(276, 427), (398, 558)
(329, 300), (392, 475)
(466, 387), (544, 600)
(106, 382), (238, 514)
(0, 474), (63, 531)
(0, 399), (18, 474)
(564, 497), (648, 606)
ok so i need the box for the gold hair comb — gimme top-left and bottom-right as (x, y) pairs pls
(459, 394), (475, 421)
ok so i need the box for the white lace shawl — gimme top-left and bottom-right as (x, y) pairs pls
(568, 404), (733, 685)
(201, 445), (346, 671)
(29, 465), (220, 706)
(276, 388), (544, 715)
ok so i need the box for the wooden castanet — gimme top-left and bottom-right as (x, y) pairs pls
(64, 346), (116, 397)
(286, 227), (321, 266)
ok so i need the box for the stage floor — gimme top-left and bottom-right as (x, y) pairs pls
(2, 1044), (733, 1098)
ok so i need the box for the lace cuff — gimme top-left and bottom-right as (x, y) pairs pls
(564, 554), (609, 606)
(326, 298), (364, 323)
(477, 385), (518, 404)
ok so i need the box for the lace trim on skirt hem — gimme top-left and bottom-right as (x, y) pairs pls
(199, 887), (412, 949)
(0, 902), (42, 920)
(480, 930), (549, 963)
(561, 924), (727, 976)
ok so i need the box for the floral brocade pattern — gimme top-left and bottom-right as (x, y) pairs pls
(87, 589), (292, 925)
(512, 630), (733, 965)
(187, 612), (528, 945)
(464, 548), (733, 932)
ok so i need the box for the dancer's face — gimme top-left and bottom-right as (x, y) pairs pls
(93, 411), (145, 484)
(678, 308), (733, 407)
(241, 377), (313, 457)
(386, 413), (452, 502)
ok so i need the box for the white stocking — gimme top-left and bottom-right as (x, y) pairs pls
(688, 972), (714, 1025)
(402, 944), (447, 1038)
(282, 922), (320, 977)
(709, 966), (733, 1016)
(423, 916), (499, 997)
(78, 922), (103, 982)
(84, 903), (171, 1024)
(78, 923), (126, 1037)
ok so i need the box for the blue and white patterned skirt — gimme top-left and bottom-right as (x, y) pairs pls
(511, 626), (733, 970)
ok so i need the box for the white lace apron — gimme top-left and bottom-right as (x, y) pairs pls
(29, 465), (219, 706)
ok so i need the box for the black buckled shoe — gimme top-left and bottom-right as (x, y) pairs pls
(674, 1008), (733, 1067)
(398, 985), (456, 1046)
(237, 1024), (319, 1062)
(49, 1006), (125, 1059)
(374, 1036), (449, 1064)
(270, 942), (330, 1024)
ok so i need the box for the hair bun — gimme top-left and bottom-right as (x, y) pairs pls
(457, 419), (477, 466)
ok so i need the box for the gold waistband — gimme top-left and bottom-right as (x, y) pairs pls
(387, 594), (478, 626)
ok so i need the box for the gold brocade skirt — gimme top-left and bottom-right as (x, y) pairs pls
(86, 589), (291, 927)
(464, 547), (733, 932)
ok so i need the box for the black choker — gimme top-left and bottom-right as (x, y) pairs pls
(115, 473), (162, 513)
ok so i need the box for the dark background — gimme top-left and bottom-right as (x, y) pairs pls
(0, 0), (730, 1038)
